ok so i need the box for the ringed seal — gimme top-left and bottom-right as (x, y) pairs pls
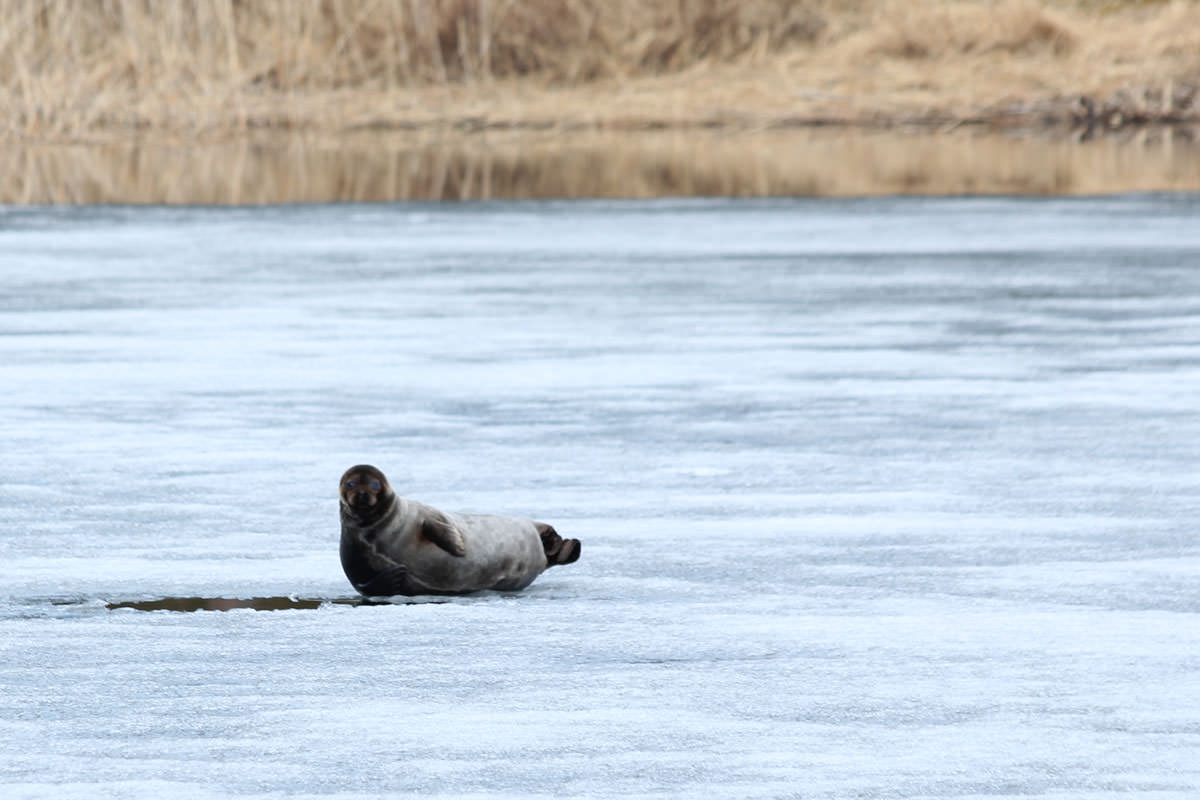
(338, 465), (580, 597)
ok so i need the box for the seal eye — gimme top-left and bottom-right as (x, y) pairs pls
(369, 479), (381, 492)
(345, 480), (358, 490)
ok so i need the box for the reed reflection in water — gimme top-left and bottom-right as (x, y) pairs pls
(6, 129), (1199, 204)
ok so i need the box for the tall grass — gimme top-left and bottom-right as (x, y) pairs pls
(0, 0), (1196, 138)
(862, 0), (1078, 59)
(0, 0), (824, 88)
(0, 0), (824, 136)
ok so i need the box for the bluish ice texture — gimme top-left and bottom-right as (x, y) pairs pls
(2, 195), (1200, 799)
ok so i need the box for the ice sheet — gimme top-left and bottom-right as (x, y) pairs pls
(2, 196), (1200, 798)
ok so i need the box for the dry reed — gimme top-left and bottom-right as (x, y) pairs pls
(1, 0), (1198, 139)
(862, 0), (1078, 59)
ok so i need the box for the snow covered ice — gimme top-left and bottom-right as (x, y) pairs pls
(2, 196), (1200, 798)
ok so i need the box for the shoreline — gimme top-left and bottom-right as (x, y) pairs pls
(12, 82), (1196, 147)
(9, 58), (1198, 144)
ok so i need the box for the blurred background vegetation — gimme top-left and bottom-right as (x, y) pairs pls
(2, 0), (1197, 201)
(2, 0), (1197, 139)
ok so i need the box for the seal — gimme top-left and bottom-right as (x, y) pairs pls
(338, 464), (580, 597)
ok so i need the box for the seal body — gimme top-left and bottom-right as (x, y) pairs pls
(338, 465), (580, 597)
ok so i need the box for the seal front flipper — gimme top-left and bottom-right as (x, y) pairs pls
(422, 513), (466, 557)
(356, 565), (412, 597)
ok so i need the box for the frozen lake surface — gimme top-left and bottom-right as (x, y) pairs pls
(2, 196), (1200, 798)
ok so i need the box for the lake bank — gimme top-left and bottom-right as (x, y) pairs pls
(4, 1), (1199, 143)
(8, 1), (1199, 203)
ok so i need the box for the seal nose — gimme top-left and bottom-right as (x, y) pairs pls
(354, 489), (371, 505)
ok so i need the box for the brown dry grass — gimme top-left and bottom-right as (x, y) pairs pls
(4, 129), (1197, 204)
(1, 0), (1198, 140)
(816, 0), (1200, 123)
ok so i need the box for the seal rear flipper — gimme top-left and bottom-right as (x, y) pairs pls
(422, 513), (467, 557)
(355, 566), (412, 597)
(536, 522), (581, 566)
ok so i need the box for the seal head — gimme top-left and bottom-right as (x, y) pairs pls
(339, 464), (394, 526)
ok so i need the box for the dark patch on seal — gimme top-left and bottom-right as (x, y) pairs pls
(355, 565), (412, 597)
(340, 524), (383, 590)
